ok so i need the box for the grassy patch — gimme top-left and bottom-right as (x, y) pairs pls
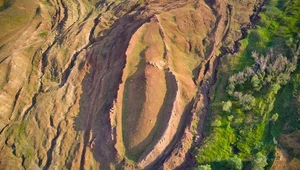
(0, 0), (38, 45)
(272, 69), (300, 136)
(195, 0), (300, 169)
(5, 122), (35, 163)
(39, 31), (48, 38)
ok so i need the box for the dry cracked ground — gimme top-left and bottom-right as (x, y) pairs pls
(0, 0), (298, 170)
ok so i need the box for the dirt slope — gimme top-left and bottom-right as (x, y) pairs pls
(0, 0), (260, 169)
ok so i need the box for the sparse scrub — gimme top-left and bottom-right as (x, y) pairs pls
(39, 31), (48, 38)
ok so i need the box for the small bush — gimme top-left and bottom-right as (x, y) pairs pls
(251, 75), (262, 91)
(251, 152), (268, 170)
(227, 156), (243, 170)
(211, 120), (222, 127)
(39, 31), (48, 38)
(270, 113), (279, 122)
(223, 101), (232, 112)
(195, 164), (211, 170)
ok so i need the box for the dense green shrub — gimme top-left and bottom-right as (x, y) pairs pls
(251, 74), (262, 91)
(211, 120), (222, 127)
(227, 156), (243, 170)
(227, 49), (295, 111)
(195, 0), (299, 168)
(195, 164), (211, 170)
(271, 113), (279, 122)
(251, 152), (268, 170)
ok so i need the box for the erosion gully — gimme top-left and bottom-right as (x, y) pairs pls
(153, 0), (266, 169)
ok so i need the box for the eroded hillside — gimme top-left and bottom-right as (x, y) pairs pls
(0, 0), (299, 169)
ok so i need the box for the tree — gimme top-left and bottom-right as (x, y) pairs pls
(195, 164), (211, 170)
(233, 92), (243, 100)
(223, 101), (232, 112)
(244, 67), (255, 77)
(276, 73), (290, 85)
(251, 51), (269, 71)
(270, 84), (281, 94)
(227, 115), (234, 121)
(227, 83), (235, 96)
(271, 113), (279, 122)
(235, 72), (247, 84)
(212, 120), (222, 127)
(227, 156), (243, 170)
(251, 74), (261, 91)
(239, 94), (256, 111)
(251, 152), (268, 170)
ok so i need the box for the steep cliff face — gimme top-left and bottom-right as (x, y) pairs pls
(0, 0), (260, 169)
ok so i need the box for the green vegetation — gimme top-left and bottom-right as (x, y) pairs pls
(137, 0), (145, 4)
(5, 122), (35, 164)
(251, 152), (268, 170)
(195, 164), (212, 170)
(195, 0), (300, 169)
(39, 31), (48, 38)
(222, 101), (232, 112)
(0, 0), (38, 45)
(227, 156), (242, 170)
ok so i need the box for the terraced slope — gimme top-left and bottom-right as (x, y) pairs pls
(2, 0), (296, 169)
